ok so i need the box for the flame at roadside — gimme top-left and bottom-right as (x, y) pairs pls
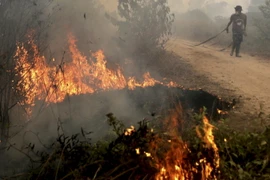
(118, 105), (220, 180)
(154, 105), (220, 180)
(14, 33), (178, 115)
(196, 117), (220, 180)
(14, 33), (221, 179)
(155, 104), (193, 179)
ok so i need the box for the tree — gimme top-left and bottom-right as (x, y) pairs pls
(107, 0), (174, 57)
(260, 0), (270, 18)
(255, 0), (270, 40)
(248, 0), (265, 12)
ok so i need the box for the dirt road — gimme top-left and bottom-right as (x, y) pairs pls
(166, 39), (270, 129)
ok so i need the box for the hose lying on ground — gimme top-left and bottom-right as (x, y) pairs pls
(219, 42), (233, 51)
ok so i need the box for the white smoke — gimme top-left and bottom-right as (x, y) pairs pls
(168, 0), (251, 18)
(98, 0), (251, 17)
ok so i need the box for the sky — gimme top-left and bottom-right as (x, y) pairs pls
(168, 0), (251, 17)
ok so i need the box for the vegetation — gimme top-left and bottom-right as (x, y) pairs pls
(107, 0), (174, 57)
(0, 110), (269, 180)
(256, 0), (270, 41)
(0, 0), (270, 179)
(186, 120), (270, 179)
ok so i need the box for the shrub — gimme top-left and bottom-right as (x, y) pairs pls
(2, 112), (270, 179)
(107, 0), (174, 57)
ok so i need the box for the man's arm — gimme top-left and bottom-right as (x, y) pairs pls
(226, 15), (233, 33)
(243, 14), (247, 36)
(244, 14), (247, 31)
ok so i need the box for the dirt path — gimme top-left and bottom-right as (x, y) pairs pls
(166, 38), (270, 129)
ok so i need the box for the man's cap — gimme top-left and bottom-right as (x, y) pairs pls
(235, 5), (243, 11)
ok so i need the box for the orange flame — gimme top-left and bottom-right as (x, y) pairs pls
(155, 104), (192, 180)
(155, 137), (192, 180)
(15, 33), (220, 179)
(155, 106), (219, 180)
(124, 126), (135, 136)
(196, 117), (220, 180)
(14, 33), (178, 115)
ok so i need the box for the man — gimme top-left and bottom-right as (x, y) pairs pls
(226, 5), (247, 57)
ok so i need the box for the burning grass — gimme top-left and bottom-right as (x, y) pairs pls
(6, 32), (270, 180)
(2, 111), (270, 180)
(14, 33), (177, 116)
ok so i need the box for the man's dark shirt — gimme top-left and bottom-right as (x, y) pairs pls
(230, 13), (247, 34)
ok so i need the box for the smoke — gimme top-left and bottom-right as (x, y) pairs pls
(98, 0), (252, 21)
(0, 0), (151, 175)
(168, 0), (251, 18)
(43, 0), (119, 61)
(8, 0), (158, 138)
(0, 0), (262, 176)
(98, 0), (251, 19)
(0, 0), (183, 175)
(90, 0), (252, 17)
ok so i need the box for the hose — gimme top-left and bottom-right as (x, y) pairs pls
(194, 28), (227, 47)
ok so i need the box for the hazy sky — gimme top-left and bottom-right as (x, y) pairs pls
(169, 0), (251, 15)
(204, 0), (251, 11)
(100, 0), (251, 17)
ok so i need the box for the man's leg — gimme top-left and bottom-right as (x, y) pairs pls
(235, 33), (243, 57)
(235, 42), (242, 57)
(231, 34), (236, 56)
(231, 43), (236, 56)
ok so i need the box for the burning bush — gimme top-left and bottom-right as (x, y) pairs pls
(13, 33), (180, 118)
(2, 109), (270, 180)
(2, 113), (218, 179)
(0, 0), (54, 146)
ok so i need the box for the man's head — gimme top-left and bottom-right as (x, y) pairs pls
(235, 5), (242, 14)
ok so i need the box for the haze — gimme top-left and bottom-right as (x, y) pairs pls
(101, 0), (251, 17)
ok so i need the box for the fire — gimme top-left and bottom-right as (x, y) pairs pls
(155, 137), (192, 180)
(196, 117), (220, 179)
(14, 33), (220, 179)
(217, 109), (228, 115)
(14, 33), (178, 115)
(124, 126), (135, 136)
(155, 104), (192, 180)
(155, 106), (220, 180)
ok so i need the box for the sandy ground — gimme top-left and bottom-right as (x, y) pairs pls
(164, 38), (270, 129)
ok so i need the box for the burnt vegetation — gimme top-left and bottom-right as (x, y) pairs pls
(0, 0), (270, 180)
(2, 110), (270, 180)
